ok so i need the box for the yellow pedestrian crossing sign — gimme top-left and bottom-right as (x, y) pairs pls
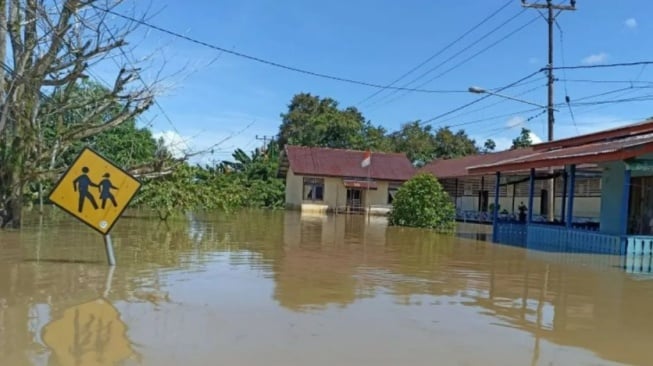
(49, 147), (141, 235)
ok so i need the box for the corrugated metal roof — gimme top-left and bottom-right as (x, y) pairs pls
(281, 145), (415, 181)
(419, 148), (534, 178)
(468, 132), (653, 174)
(533, 118), (653, 151)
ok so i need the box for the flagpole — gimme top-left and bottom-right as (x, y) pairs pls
(361, 150), (371, 215)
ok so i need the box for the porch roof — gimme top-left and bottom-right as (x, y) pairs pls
(343, 179), (378, 190)
(468, 131), (653, 174)
(419, 147), (534, 179)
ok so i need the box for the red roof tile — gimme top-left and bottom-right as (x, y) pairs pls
(419, 148), (534, 178)
(281, 146), (415, 181)
(468, 132), (653, 174)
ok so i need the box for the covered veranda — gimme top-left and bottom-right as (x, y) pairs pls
(468, 119), (653, 256)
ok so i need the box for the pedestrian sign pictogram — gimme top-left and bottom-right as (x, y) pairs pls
(48, 147), (141, 235)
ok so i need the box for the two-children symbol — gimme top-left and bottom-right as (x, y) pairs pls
(73, 167), (119, 213)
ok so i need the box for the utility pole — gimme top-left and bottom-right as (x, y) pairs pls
(256, 135), (274, 152)
(522, 0), (576, 222)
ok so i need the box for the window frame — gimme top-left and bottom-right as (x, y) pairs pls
(303, 177), (325, 201)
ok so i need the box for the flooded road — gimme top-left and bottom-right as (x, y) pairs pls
(1, 209), (652, 365)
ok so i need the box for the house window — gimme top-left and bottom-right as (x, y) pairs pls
(388, 183), (401, 204)
(303, 177), (324, 201)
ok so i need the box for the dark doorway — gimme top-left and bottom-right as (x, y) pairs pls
(478, 190), (489, 212)
(346, 189), (362, 212)
(540, 189), (549, 217)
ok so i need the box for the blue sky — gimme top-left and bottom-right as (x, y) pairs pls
(102, 0), (653, 163)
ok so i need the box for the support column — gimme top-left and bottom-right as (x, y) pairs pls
(560, 169), (568, 224)
(620, 168), (631, 235)
(454, 178), (459, 209)
(492, 171), (501, 243)
(528, 168), (535, 223)
(566, 165), (576, 228)
(479, 175), (485, 211)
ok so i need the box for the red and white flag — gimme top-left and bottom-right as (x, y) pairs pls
(361, 150), (371, 168)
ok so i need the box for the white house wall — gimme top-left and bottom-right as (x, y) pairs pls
(285, 171), (395, 212)
(285, 167), (303, 209)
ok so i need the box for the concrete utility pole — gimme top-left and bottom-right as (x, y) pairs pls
(522, 0), (576, 221)
(256, 135), (274, 152)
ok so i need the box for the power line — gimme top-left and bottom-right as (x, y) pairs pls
(418, 69), (543, 126)
(477, 109), (547, 141)
(569, 95), (653, 107)
(94, 12), (185, 144)
(445, 105), (545, 129)
(394, 15), (539, 101)
(555, 19), (578, 134)
(551, 61), (653, 71)
(91, 5), (467, 95)
(440, 83), (544, 124)
(367, 7), (535, 108)
(559, 78), (653, 85)
(356, 0), (514, 106)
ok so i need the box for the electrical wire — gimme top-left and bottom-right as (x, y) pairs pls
(555, 19), (578, 134)
(91, 5), (468, 95)
(418, 69), (544, 126)
(551, 61), (653, 71)
(356, 0), (515, 106)
(367, 9), (536, 108)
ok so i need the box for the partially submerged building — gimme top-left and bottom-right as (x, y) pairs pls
(467, 119), (653, 255)
(278, 146), (414, 214)
(420, 149), (602, 224)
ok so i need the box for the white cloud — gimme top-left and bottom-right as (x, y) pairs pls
(529, 131), (543, 144)
(153, 130), (191, 159)
(528, 57), (539, 65)
(492, 137), (513, 151)
(506, 116), (525, 128)
(581, 52), (608, 65)
(625, 18), (638, 29)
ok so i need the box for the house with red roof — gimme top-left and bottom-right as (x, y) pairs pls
(278, 146), (415, 214)
(467, 118), (653, 257)
(420, 149), (602, 224)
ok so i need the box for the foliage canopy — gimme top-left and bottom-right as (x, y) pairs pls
(388, 173), (455, 232)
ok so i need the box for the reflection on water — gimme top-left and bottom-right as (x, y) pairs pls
(1, 208), (653, 365)
(41, 268), (138, 366)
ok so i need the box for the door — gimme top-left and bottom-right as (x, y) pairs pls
(346, 189), (362, 211)
(540, 189), (549, 217)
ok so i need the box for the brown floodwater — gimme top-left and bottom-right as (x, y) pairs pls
(1, 208), (652, 366)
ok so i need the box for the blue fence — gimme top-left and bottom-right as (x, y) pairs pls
(494, 221), (626, 255)
(494, 222), (527, 247)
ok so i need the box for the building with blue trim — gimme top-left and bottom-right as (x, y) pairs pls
(467, 119), (653, 257)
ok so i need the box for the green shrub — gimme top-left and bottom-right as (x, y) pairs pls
(388, 173), (455, 232)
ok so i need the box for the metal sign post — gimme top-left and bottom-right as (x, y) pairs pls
(104, 234), (116, 266)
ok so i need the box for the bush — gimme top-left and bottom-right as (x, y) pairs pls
(388, 173), (455, 232)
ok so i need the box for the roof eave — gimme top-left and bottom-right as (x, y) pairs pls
(468, 145), (653, 175)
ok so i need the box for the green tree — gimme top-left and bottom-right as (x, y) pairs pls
(433, 127), (479, 159)
(388, 173), (455, 232)
(219, 144), (285, 209)
(134, 163), (244, 221)
(0, 1), (155, 228)
(482, 139), (496, 153)
(277, 93), (391, 151)
(511, 127), (533, 150)
(388, 121), (436, 166)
